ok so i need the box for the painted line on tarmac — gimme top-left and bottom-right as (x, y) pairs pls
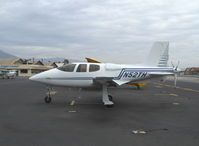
(169, 93), (179, 97)
(69, 100), (101, 105)
(154, 85), (162, 88)
(70, 100), (76, 106)
(75, 102), (101, 105)
(154, 93), (179, 97)
(68, 110), (77, 113)
(154, 83), (199, 93)
(173, 102), (180, 105)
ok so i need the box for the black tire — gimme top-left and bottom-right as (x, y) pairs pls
(108, 95), (113, 101)
(106, 104), (114, 108)
(44, 96), (52, 103)
(137, 85), (140, 90)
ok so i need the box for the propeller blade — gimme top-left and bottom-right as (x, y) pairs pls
(177, 61), (180, 66)
(175, 61), (180, 70)
(171, 61), (175, 68)
(171, 60), (180, 88)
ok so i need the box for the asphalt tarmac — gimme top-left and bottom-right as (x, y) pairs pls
(0, 77), (199, 146)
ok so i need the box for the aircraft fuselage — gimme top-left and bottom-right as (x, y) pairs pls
(29, 63), (174, 87)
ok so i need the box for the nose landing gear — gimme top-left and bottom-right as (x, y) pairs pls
(44, 96), (52, 103)
(44, 87), (53, 103)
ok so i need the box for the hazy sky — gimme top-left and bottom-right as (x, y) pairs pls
(0, 0), (199, 67)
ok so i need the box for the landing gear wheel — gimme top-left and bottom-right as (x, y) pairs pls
(44, 96), (52, 103)
(108, 95), (113, 101)
(106, 104), (114, 108)
(106, 95), (114, 108)
(136, 85), (140, 90)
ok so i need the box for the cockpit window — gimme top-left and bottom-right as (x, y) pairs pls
(57, 64), (76, 72)
(89, 64), (100, 72)
(76, 64), (87, 72)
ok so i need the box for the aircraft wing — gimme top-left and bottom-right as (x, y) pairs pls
(112, 79), (130, 86)
(93, 77), (133, 86)
(85, 57), (101, 63)
(93, 77), (117, 86)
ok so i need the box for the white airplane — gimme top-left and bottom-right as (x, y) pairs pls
(29, 41), (180, 107)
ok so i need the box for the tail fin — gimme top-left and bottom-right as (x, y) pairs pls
(144, 41), (169, 67)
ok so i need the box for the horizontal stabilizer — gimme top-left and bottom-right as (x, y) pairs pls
(148, 72), (173, 75)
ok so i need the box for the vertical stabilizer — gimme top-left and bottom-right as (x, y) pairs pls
(145, 41), (169, 67)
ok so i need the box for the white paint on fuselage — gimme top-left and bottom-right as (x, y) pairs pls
(29, 63), (174, 87)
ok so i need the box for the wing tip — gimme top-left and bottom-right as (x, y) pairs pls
(85, 57), (101, 63)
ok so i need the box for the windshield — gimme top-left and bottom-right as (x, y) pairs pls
(57, 64), (76, 72)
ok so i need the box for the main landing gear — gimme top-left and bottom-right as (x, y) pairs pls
(136, 85), (140, 90)
(44, 87), (52, 103)
(102, 84), (114, 108)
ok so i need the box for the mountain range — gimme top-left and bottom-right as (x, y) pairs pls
(0, 49), (84, 63)
(0, 50), (16, 58)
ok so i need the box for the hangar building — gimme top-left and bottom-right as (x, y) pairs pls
(0, 58), (61, 77)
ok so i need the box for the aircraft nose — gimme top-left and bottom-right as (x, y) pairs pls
(29, 68), (58, 83)
(29, 68), (56, 82)
(29, 74), (40, 81)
